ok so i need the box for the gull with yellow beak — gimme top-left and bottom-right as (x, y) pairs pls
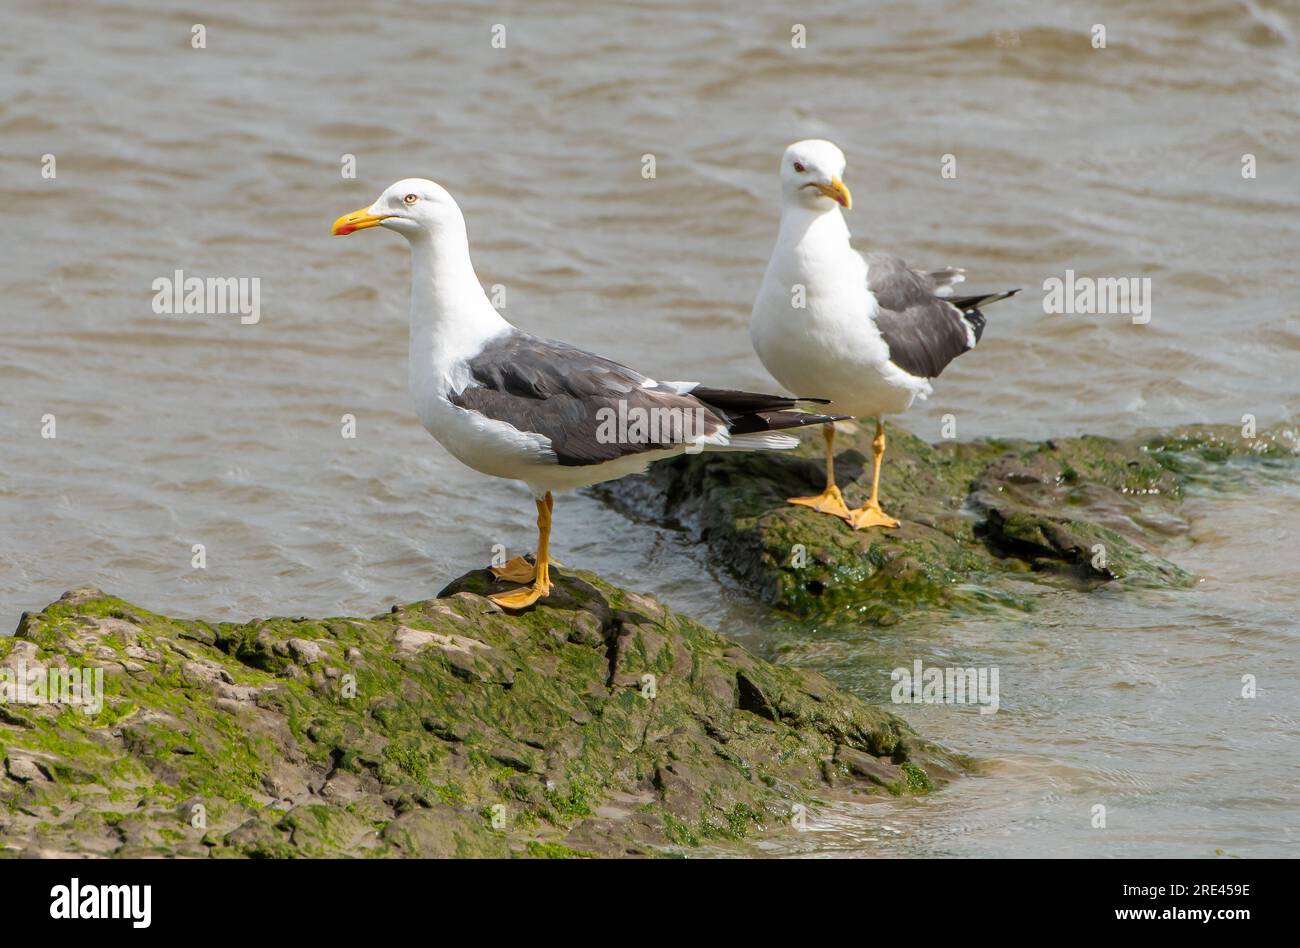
(750, 140), (1017, 529)
(333, 178), (844, 609)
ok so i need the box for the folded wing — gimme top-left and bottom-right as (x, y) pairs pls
(451, 331), (840, 466)
(863, 252), (1016, 379)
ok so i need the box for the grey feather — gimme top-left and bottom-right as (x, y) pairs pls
(450, 330), (841, 467)
(862, 252), (976, 379)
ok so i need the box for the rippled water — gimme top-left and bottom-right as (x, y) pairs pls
(2, 0), (1297, 857)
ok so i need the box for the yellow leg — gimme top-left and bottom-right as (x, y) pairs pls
(848, 419), (900, 530)
(788, 424), (853, 521)
(489, 492), (554, 609)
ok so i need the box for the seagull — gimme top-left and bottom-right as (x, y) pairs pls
(750, 140), (1017, 530)
(333, 178), (844, 609)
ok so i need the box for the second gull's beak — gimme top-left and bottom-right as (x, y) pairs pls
(815, 177), (852, 209)
(332, 207), (392, 236)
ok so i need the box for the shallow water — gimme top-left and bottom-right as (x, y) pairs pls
(1, 0), (1298, 857)
(760, 472), (1300, 858)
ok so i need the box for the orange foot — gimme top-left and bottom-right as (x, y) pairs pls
(847, 503), (900, 531)
(488, 581), (552, 610)
(787, 485), (852, 522)
(490, 555), (536, 583)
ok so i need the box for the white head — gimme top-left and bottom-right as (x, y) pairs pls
(332, 177), (466, 242)
(780, 139), (852, 211)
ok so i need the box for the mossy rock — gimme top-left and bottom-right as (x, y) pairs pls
(597, 422), (1297, 621)
(0, 573), (958, 858)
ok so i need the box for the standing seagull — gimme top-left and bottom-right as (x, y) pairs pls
(333, 178), (843, 609)
(750, 140), (1017, 529)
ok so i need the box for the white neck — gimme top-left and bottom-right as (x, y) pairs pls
(776, 200), (852, 252)
(763, 202), (859, 293)
(405, 220), (510, 392)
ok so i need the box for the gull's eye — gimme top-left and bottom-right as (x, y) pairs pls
(403, 193), (419, 205)
(792, 161), (806, 173)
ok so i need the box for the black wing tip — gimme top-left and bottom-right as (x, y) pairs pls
(728, 409), (849, 434)
(769, 411), (849, 432)
(951, 288), (1020, 311)
(690, 386), (834, 412)
(690, 387), (845, 433)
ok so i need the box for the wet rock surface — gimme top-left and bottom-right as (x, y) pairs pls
(597, 422), (1298, 623)
(0, 572), (958, 858)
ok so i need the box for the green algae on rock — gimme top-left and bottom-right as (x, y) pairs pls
(0, 572), (957, 858)
(596, 422), (1298, 622)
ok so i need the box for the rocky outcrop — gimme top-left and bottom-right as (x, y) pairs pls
(597, 423), (1297, 622)
(7, 423), (1285, 856)
(0, 572), (958, 858)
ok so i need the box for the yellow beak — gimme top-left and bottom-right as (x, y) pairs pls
(815, 177), (852, 209)
(332, 207), (392, 236)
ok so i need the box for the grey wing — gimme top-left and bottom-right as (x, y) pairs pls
(862, 252), (976, 380)
(448, 331), (731, 467)
(851, 237), (965, 297)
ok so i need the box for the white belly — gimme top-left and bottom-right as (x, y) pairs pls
(409, 373), (547, 474)
(751, 275), (928, 419)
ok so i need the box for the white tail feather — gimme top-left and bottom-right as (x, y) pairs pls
(711, 431), (800, 452)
